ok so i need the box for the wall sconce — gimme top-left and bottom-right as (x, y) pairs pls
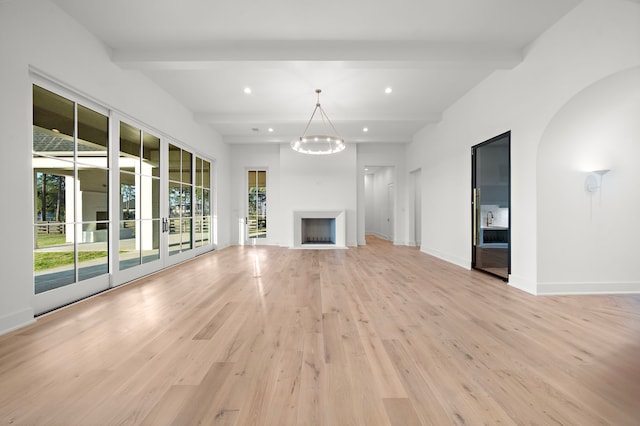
(585, 169), (610, 193)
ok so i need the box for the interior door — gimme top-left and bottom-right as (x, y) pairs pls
(246, 170), (268, 244)
(472, 132), (510, 280)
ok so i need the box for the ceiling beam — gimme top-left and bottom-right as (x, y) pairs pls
(193, 113), (442, 125)
(112, 41), (522, 70)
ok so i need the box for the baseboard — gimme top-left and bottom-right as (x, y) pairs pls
(420, 246), (470, 270)
(508, 274), (538, 295)
(0, 307), (35, 336)
(537, 281), (640, 295)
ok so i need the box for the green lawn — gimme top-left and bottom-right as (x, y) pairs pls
(34, 251), (108, 271)
(36, 234), (67, 247)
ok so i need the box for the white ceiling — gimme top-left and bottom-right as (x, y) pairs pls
(52, 0), (580, 145)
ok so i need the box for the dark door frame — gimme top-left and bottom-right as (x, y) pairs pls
(471, 131), (511, 281)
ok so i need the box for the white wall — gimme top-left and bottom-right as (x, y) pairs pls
(407, 0), (640, 294)
(357, 144), (407, 245)
(537, 67), (640, 293)
(0, 0), (231, 334)
(281, 144), (358, 247)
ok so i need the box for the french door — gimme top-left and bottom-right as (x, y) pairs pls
(32, 81), (214, 313)
(245, 169), (268, 244)
(471, 132), (511, 280)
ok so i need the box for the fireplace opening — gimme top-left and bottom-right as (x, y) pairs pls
(301, 218), (336, 245)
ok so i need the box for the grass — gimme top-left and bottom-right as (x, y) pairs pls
(37, 234), (67, 247)
(34, 251), (108, 271)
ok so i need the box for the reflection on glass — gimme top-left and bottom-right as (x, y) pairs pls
(248, 170), (267, 239)
(169, 218), (181, 256)
(33, 85), (74, 157)
(78, 223), (108, 281)
(119, 220), (140, 270)
(203, 216), (210, 244)
(203, 160), (210, 189)
(77, 104), (108, 168)
(34, 224), (75, 294)
(182, 218), (192, 250)
(195, 217), (203, 247)
(120, 172), (136, 220)
(182, 185), (192, 216)
(182, 150), (192, 184)
(33, 166), (73, 222)
(79, 168), (108, 222)
(140, 175), (159, 220)
(203, 189), (210, 216)
(195, 187), (203, 216)
(169, 182), (181, 218)
(196, 157), (203, 187)
(169, 144), (181, 181)
(141, 219), (160, 264)
(142, 132), (160, 177)
(120, 122), (141, 159)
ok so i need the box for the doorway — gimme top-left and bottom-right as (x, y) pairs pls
(246, 169), (267, 244)
(471, 132), (510, 280)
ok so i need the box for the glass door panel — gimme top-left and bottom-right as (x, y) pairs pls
(247, 170), (267, 240)
(472, 132), (510, 280)
(118, 123), (161, 270)
(32, 84), (110, 313)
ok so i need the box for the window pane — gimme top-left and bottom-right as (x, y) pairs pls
(141, 219), (160, 264)
(120, 122), (140, 159)
(140, 175), (159, 220)
(33, 165), (73, 223)
(182, 150), (192, 184)
(203, 160), (210, 189)
(195, 217), (203, 248)
(169, 219), (181, 255)
(34, 224), (75, 294)
(196, 157), (203, 187)
(203, 189), (210, 216)
(78, 222), (108, 281)
(79, 167), (108, 222)
(33, 85), (74, 158)
(203, 216), (210, 245)
(182, 185), (192, 217)
(77, 104), (108, 168)
(195, 187), (203, 216)
(182, 218), (192, 251)
(169, 182), (181, 218)
(120, 172), (136, 220)
(119, 220), (139, 270)
(168, 144), (181, 181)
(142, 132), (160, 177)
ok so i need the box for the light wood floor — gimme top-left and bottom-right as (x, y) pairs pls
(1, 236), (639, 425)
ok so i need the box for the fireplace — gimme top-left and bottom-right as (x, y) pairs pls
(293, 210), (346, 249)
(302, 218), (335, 244)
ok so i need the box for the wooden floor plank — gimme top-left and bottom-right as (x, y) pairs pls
(1, 235), (639, 425)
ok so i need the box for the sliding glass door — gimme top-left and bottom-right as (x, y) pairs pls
(33, 82), (216, 311)
(32, 84), (111, 313)
(471, 132), (510, 280)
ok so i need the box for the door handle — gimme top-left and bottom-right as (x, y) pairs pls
(472, 188), (478, 246)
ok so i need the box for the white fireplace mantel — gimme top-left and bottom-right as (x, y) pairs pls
(293, 210), (346, 249)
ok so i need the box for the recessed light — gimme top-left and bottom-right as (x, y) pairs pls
(363, 127), (369, 132)
(385, 87), (393, 94)
(52, 128), (60, 133)
(244, 87), (252, 94)
(365, 168), (369, 171)
(268, 128), (274, 133)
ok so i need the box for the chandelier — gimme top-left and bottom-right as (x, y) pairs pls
(291, 89), (345, 155)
